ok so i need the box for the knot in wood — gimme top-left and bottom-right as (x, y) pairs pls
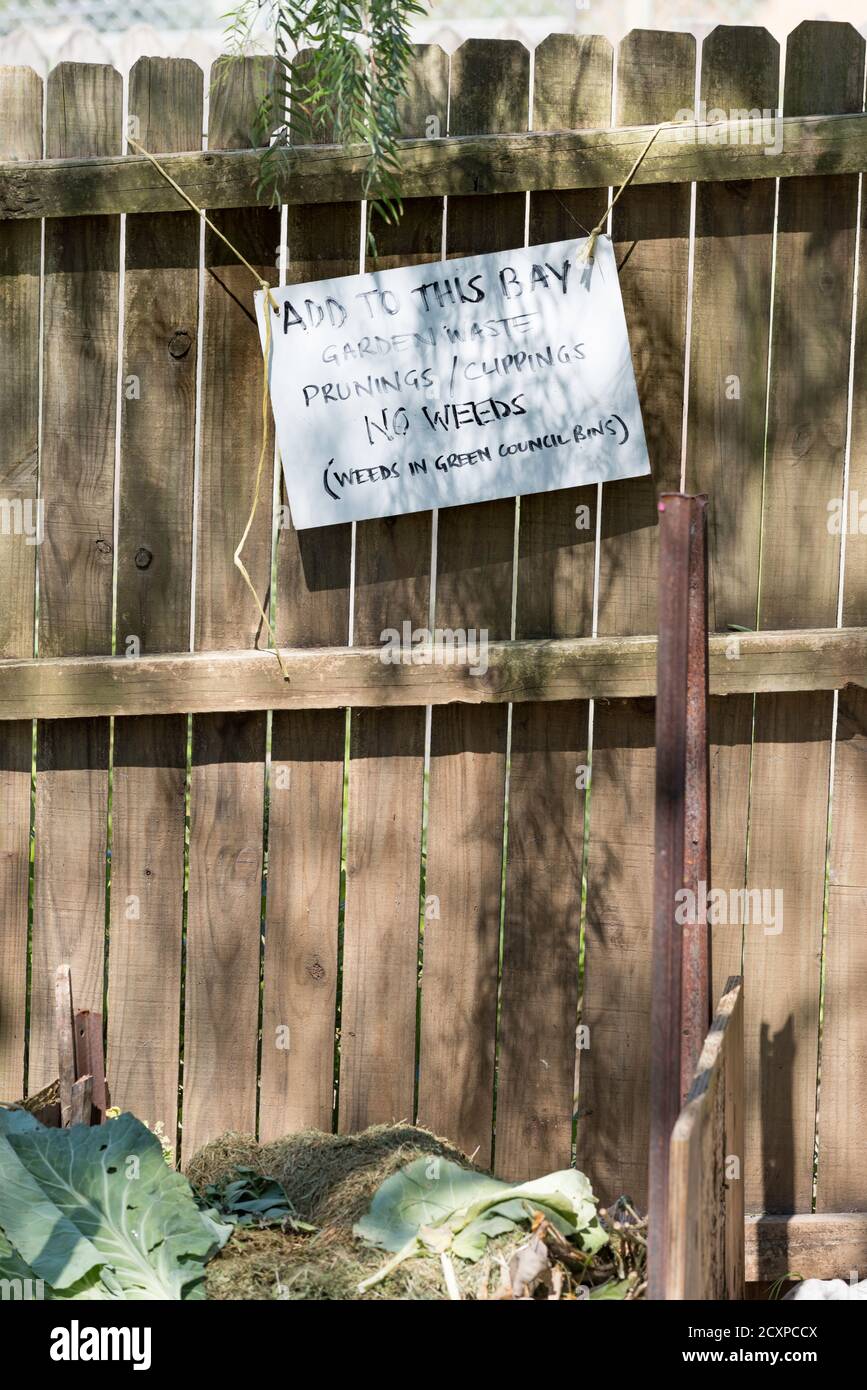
(168, 329), (192, 360)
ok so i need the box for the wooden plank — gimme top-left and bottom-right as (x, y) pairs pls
(597, 29), (694, 639)
(578, 29), (696, 1208)
(816, 686), (867, 1208)
(260, 711), (345, 1138)
(337, 47), (445, 1135)
(744, 20), (864, 1216)
(760, 25), (863, 634)
(55, 963), (75, 1126)
(260, 48), (356, 1141)
(31, 63), (121, 1092)
(746, 1212), (867, 1281)
(115, 59), (201, 646)
(685, 29), (780, 1005)
(685, 25), (779, 634)
(69, 1075), (93, 1128)
(708, 696), (753, 1001)
(417, 39), (528, 1167)
(73, 1009), (108, 1122)
(8, 111), (867, 220)
(0, 65), (41, 1100)
(495, 702), (589, 1178)
(493, 33), (610, 1182)
(107, 58), (202, 1150)
(725, 983), (746, 1299)
(843, 112), (867, 629)
(577, 698), (656, 1200)
(182, 57), (278, 1161)
(0, 626), (863, 722)
(339, 707), (426, 1130)
(743, 695), (834, 1213)
(818, 14), (867, 1212)
(667, 978), (744, 1300)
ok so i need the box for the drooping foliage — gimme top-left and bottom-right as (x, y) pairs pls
(224, 1), (428, 239)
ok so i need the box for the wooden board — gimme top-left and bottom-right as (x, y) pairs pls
(31, 64), (121, 1091)
(577, 30), (696, 1206)
(667, 977), (745, 1300)
(576, 697), (656, 1200)
(743, 693), (834, 1212)
(744, 20), (864, 1214)
(258, 47), (355, 1142)
(0, 627), (863, 722)
(9, 111), (867, 221)
(707, 696), (753, 1000)
(0, 65), (41, 1099)
(181, 57), (277, 1160)
(685, 26), (778, 634)
(596, 29), (694, 639)
(493, 33), (611, 1182)
(684, 28), (780, 1004)
(416, 38), (529, 1167)
(816, 685), (867, 1209)
(260, 709), (346, 1138)
(817, 15), (867, 1215)
(107, 58), (202, 1147)
(337, 46), (446, 1134)
(746, 1212), (867, 1282)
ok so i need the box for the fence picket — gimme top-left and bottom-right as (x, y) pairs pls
(31, 63), (122, 1091)
(743, 20), (864, 1213)
(493, 33), (611, 1181)
(182, 57), (278, 1160)
(0, 65), (41, 1099)
(416, 39), (529, 1167)
(107, 58), (203, 1149)
(577, 29), (696, 1205)
(337, 46), (447, 1133)
(258, 50), (357, 1141)
(818, 18), (867, 1208)
(684, 26), (780, 1001)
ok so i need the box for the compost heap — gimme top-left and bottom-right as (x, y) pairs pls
(186, 1123), (646, 1300)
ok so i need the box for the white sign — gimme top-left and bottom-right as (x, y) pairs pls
(255, 237), (650, 530)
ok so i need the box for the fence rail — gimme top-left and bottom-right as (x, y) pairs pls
(1, 25), (866, 1277)
(0, 629), (863, 720)
(4, 111), (867, 220)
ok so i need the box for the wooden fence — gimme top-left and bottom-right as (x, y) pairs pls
(1, 22), (865, 1279)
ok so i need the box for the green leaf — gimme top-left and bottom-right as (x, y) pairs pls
(589, 1278), (632, 1300)
(202, 1167), (314, 1231)
(354, 1160), (505, 1253)
(354, 1158), (609, 1266)
(0, 1225), (41, 1286)
(0, 1111), (231, 1300)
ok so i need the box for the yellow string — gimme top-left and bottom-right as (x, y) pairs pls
(127, 137), (290, 681)
(580, 123), (665, 263)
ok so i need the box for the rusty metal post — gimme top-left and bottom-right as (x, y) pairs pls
(681, 495), (712, 1100)
(648, 493), (708, 1300)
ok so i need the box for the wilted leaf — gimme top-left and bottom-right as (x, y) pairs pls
(354, 1156), (608, 1290)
